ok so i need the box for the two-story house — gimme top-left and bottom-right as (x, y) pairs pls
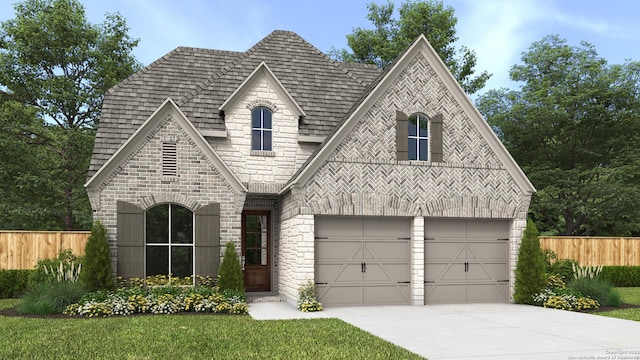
(85, 30), (535, 306)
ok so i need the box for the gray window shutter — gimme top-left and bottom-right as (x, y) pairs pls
(195, 203), (221, 278)
(396, 110), (409, 160)
(117, 201), (144, 279)
(430, 114), (443, 162)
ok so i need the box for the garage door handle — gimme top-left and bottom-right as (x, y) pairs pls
(397, 281), (410, 284)
(315, 282), (328, 285)
(464, 262), (469, 272)
(361, 262), (367, 273)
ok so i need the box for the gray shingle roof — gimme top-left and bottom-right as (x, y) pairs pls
(89, 30), (380, 177)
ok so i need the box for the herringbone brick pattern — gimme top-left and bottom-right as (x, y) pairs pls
(332, 53), (501, 168)
(306, 52), (524, 218)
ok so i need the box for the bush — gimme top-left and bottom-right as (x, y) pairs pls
(17, 281), (86, 315)
(217, 242), (244, 293)
(544, 250), (578, 283)
(514, 220), (546, 304)
(569, 277), (619, 307)
(29, 249), (83, 285)
(297, 280), (322, 312)
(0, 269), (33, 298)
(599, 266), (640, 287)
(80, 221), (114, 291)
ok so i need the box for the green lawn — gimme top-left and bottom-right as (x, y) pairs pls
(0, 299), (423, 360)
(596, 287), (640, 321)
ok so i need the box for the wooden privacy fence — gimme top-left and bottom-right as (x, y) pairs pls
(539, 236), (640, 266)
(0, 231), (90, 270)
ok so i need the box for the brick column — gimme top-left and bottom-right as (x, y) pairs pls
(411, 216), (425, 305)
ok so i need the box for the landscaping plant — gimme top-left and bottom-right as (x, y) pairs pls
(297, 280), (323, 312)
(217, 242), (245, 293)
(514, 220), (546, 304)
(80, 220), (114, 291)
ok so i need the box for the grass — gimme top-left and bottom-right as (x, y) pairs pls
(596, 287), (640, 321)
(0, 299), (423, 360)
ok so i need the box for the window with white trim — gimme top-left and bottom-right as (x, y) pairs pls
(251, 107), (272, 151)
(408, 113), (429, 161)
(145, 204), (193, 278)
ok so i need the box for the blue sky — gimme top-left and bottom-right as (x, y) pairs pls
(2, 0), (639, 96)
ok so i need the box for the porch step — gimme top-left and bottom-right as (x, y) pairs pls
(246, 295), (287, 303)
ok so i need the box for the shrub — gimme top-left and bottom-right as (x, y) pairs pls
(0, 269), (33, 298)
(217, 242), (244, 293)
(297, 280), (323, 312)
(514, 220), (546, 304)
(17, 281), (86, 315)
(544, 250), (578, 283)
(568, 277), (619, 307)
(80, 220), (114, 291)
(29, 249), (83, 285)
(599, 266), (640, 287)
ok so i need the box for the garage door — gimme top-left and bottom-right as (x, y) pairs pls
(425, 219), (510, 304)
(315, 217), (411, 306)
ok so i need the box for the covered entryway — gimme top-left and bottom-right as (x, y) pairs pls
(425, 219), (510, 304)
(315, 217), (411, 306)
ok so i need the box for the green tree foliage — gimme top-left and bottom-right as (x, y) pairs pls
(330, 0), (490, 94)
(80, 221), (114, 291)
(217, 242), (245, 293)
(477, 35), (640, 235)
(514, 220), (546, 304)
(0, 0), (140, 230)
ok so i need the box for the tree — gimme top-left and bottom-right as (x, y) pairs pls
(217, 242), (245, 293)
(477, 35), (640, 236)
(0, 0), (140, 230)
(80, 220), (114, 291)
(514, 220), (546, 304)
(330, 0), (490, 94)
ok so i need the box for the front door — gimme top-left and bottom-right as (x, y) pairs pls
(242, 211), (271, 292)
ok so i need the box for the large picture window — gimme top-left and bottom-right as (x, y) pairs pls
(408, 113), (429, 161)
(145, 204), (194, 278)
(251, 107), (272, 151)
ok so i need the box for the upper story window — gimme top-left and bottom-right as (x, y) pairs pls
(408, 113), (429, 161)
(251, 107), (272, 151)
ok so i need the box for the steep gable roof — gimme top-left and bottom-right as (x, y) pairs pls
(85, 98), (246, 193)
(219, 61), (305, 117)
(283, 34), (536, 195)
(89, 30), (380, 178)
(89, 47), (240, 176)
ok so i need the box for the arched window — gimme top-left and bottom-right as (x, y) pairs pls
(251, 107), (272, 151)
(408, 113), (429, 161)
(145, 204), (194, 278)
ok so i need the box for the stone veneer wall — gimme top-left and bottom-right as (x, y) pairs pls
(209, 77), (316, 192)
(87, 113), (246, 274)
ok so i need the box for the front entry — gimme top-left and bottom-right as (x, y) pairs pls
(242, 211), (271, 292)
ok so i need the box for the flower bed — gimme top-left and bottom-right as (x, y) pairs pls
(63, 285), (247, 317)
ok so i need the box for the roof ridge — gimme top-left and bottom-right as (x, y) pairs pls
(106, 47), (187, 95)
(285, 31), (373, 88)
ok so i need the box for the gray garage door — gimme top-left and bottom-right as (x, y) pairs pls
(425, 219), (510, 304)
(315, 217), (411, 306)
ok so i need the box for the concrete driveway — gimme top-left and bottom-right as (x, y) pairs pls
(249, 302), (640, 359)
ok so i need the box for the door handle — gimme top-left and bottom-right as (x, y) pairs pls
(464, 262), (469, 272)
(361, 262), (367, 273)
(242, 256), (245, 271)
(363, 262), (366, 273)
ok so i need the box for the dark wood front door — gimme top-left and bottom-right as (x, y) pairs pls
(242, 211), (271, 292)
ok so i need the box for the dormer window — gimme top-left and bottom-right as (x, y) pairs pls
(252, 107), (272, 151)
